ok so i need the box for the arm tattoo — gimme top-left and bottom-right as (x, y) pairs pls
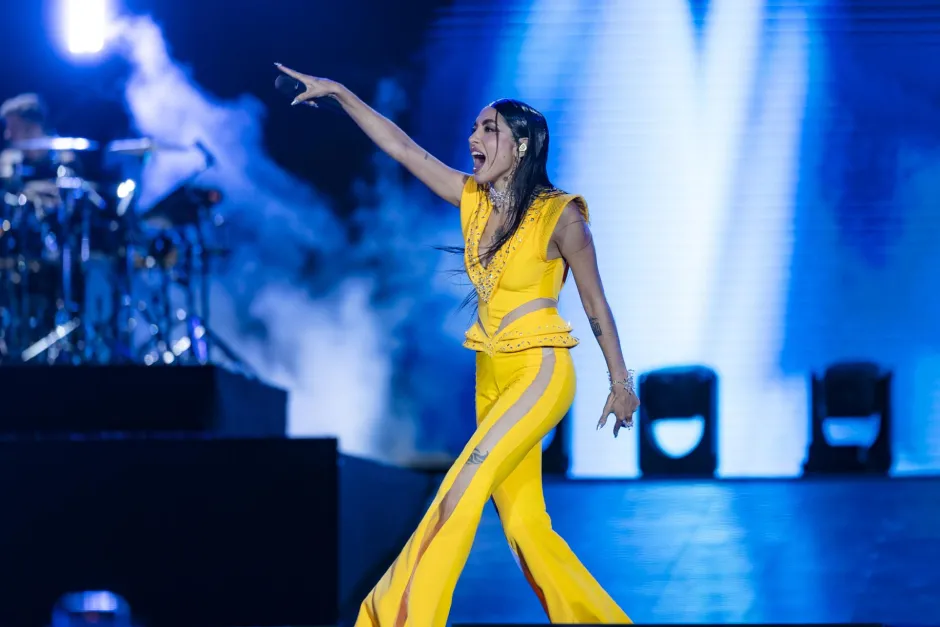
(424, 151), (429, 160)
(589, 316), (602, 337)
(466, 448), (489, 465)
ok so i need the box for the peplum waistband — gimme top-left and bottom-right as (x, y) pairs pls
(463, 308), (580, 356)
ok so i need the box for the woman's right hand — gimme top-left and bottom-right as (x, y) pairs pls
(274, 62), (466, 207)
(275, 63), (343, 107)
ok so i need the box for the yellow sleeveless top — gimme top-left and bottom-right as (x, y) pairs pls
(460, 177), (589, 356)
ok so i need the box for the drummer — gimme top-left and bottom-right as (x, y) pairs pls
(0, 92), (82, 182)
(0, 92), (85, 212)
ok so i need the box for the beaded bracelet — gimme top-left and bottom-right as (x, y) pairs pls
(608, 369), (636, 394)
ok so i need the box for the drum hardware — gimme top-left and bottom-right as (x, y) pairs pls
(17, 170), (116, 364)
(9, 137), (99, 153)
(20, 318), (81, 362)
(0, 136), (242, 369)
(106, 137), (191, 157)
(129, 140), (252, 374)
(189, 202), (253, 377)
(133, 177), (252, 376)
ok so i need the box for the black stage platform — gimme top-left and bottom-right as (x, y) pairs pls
(0, 364), (287, 437)
(0, 365), (436, 627)
(0, 437), (435, 627)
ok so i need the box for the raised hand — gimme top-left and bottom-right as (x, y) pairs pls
(274, 63), (342, 107)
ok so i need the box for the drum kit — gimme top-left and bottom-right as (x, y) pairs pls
(0, 135), (244, 369)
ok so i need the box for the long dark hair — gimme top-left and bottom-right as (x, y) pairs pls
(479, 99), (561, 263)
(440, 99), (562, 312)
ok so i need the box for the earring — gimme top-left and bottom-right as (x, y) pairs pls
(519, 143), (527, 156)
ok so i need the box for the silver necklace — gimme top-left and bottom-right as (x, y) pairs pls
(487, 185), (512, 211)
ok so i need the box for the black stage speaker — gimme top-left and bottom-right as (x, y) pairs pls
(638, 365), (718, 477)
(0, 437), (434, 627)
(804, 361), (892, 474)
(0, 365), (286, 437)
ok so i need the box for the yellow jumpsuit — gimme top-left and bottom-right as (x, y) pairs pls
(355, 178), (631, 626)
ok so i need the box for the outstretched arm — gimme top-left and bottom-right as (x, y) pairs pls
(276, 64), (468, 207)
(551, 202), (640, 437)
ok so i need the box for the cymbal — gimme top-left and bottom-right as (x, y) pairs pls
(106, 138), (192, 156)
(9, 137), (98, 152)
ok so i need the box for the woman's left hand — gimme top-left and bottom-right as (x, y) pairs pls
(597, 386), (640, 438)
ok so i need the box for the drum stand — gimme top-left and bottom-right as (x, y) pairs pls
(126, 206), (253, 376)
(18, 181), (83, 364)
(19, 178), (132, 364)
(187, 205), (255, 377)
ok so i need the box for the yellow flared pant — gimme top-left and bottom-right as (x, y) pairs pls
(355, 346), (631, 626)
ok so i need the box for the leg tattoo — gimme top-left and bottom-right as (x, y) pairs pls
(466, 447), (489, 465)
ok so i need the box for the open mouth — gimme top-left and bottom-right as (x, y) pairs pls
(471, 150), (486, 173)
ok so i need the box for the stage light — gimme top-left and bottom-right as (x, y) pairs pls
(638, 365), (719, 478)
(804, 361), (892, 475)
(52, 591), (132, 627)
(62, 0), (111, 55)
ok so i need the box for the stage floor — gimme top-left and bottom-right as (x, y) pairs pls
(450, 477), (940, 625)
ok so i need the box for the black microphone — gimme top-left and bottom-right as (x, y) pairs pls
(274, 75), (343, 114)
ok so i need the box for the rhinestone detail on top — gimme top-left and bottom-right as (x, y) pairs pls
(465, 195), (538, 305)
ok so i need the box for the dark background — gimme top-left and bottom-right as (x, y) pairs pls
(1, 0), (452, 214)
(2, 0), (940, 474)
